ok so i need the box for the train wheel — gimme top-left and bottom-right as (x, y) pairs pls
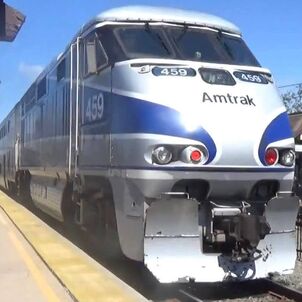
(16, 170), (32, 204)
(92, 194), (122, 259)
(61, 181), (75, 224)
(7, 180), (17, 195)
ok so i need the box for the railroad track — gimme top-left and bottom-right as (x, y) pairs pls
(261, 279), (302, 301)
(156, 278), (302, 302)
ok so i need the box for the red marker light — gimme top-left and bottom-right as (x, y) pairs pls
(265, 148), (278, 166)
(190, 149), (202, 163)
(181, 146), (208, 164)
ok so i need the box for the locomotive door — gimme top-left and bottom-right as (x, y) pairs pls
(79, 31), (111, 168)
(68, 32), (111, 176)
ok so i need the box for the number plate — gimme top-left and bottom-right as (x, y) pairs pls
(152, 67), (196, 77)
(233, 71), (268, 84)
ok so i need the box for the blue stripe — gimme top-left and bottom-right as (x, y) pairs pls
(258, 112), (293, 165)
(111, 94), (217, 163)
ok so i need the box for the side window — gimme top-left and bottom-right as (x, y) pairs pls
(57, 59), (66, 82)
(84, 32), (108, 76)
(37, 76), (47, 99)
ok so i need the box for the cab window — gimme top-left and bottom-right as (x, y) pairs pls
(84, 32), (108, 76)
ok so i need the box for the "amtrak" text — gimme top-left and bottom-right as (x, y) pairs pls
(202, 92), (256, 106)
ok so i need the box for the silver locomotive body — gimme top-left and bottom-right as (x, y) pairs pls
(0, 6), (299, 283)
(109, 59), (298, 282)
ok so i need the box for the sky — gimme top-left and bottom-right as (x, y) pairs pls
(0, 0), (302, 121)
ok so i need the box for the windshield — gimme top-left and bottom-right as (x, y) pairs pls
(170, 28), (222, 63)
(104, 24), (260, 67)
(169, 27), (260, 66)
(114, 26), (172, 59)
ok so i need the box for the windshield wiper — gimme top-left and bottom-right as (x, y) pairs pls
(174, 24), (188, 42)
(217, 31), (234, 60)
(144, 23), (170, 54)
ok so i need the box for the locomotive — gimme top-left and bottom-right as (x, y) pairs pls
(0, 6), (299, 283)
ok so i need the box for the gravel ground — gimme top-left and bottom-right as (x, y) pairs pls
(272, 260), (302, 291)
(215, 260), (302, 302)
(216, 296), (292, 302)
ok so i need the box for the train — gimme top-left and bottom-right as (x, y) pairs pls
(0, 6), (299, 283)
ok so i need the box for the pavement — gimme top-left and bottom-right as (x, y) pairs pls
(0, 191), (148, 302)
(0, 206), (73, 302)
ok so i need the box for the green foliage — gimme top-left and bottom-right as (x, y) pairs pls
(281, 84), (302, 113)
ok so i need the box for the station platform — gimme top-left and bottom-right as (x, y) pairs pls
(0, 191), (148, 302)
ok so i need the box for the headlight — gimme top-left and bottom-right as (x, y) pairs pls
(280, 150), (295, 166)
(199, 68), (236, 86)
(152, 146), (172, 165)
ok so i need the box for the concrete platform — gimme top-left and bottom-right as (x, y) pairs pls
(0, 191), (148, 302)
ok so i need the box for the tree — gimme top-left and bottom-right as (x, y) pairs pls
(281, 84), (302, 114)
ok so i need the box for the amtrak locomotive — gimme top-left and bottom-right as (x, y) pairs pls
(0, 6), (299, 283)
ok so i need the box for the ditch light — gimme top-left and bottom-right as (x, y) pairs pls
(0, 0), (25, 42)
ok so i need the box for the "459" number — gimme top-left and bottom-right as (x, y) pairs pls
(152, 67), (196, 77)
(85, 92), (104, 123)
(233, 71), (268, 84)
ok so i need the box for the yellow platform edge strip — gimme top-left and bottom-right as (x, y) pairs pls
(0, 191), (147, 302)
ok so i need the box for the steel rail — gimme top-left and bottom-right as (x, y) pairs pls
(157, 279), (302, 302)
(263, 278), (302, 302)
